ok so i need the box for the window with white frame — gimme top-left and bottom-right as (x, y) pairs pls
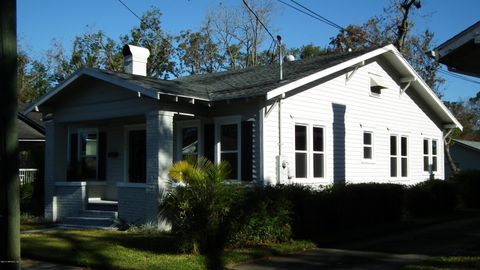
(363, 131), (373, 160)
(423, 139), (429, 172)
(294, 124), (325, 179)
(423, 138), (438, 173)
(432, 139), (438, 172)
(312, 126), (324, 178)
(390, 135), (408, 178)
(79, 129), (98, 180)
(401, 136), (408, 177)
(295, 125), (308, 178)
(220, 123), (239, 180)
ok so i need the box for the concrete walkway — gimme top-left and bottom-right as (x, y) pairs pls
(21, 259), (88, 270)
(232, 248), (429, 270)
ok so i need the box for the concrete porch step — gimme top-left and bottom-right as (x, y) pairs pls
(87, 200), (118, 211)
(62, 216), (116, 228)
(79, 209), (118, 219)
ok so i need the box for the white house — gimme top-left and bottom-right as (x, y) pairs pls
(25, 44), (462, 226)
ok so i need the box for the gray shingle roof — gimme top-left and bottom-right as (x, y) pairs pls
(95, 48), (373, 101)
(454, 139), (480, 152)
(18, 113), (45, 140)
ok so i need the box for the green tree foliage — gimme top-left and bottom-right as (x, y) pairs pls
(17, 49), (51, 103)
(120, 7), (176, 79)
(174, 21), (225, 76)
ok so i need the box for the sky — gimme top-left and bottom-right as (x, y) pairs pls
(17, 0), (480, 102)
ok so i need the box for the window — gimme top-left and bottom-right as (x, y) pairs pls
(390, 135), (408, 178)
(432, 140), (438, 172)
(401, 136), (408, 177)
(312, 127), (324, 178)
(294, 124), (325, 179)
(79, 130), (98, 180)
(363, 132), (373, 160)
(295, 125), (307, 178)
(220, 124), (239, 180)
(390, 136), (398, 177)
(181, 127), (198, 160)
(424, 138), (438, 173)
(423, 139), (429, 172)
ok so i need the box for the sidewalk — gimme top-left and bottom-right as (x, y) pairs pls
(21, 259), (87, 270)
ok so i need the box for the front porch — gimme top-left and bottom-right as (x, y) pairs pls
(45, 108), (258, 226)
(45, 110), (175, 225)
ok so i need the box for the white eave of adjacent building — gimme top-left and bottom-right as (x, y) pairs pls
(265, 44), (463, 131)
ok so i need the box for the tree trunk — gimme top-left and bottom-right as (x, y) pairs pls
(0, 0), (21, 269)
(444, 140), (459, 176)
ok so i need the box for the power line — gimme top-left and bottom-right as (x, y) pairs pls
(279, 0), (480, 87)
(116, 0), (174, 48)
(276, 0), (341, 30)
(438, 68), (480, 85)
(117, 0), (143, 22)
(289, 0), (344, 30)
(242, 0), (276, 42)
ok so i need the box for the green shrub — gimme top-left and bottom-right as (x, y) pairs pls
(328, 183), (405, 229)
(405, 180), (457, 218)
(229, 187), (292, 246)
(20, 182), (34, 212)
(451, 170), (480, 208)
(161, 157), (244, 254)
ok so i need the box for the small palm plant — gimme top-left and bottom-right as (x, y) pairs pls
(161, 156), (244, 255)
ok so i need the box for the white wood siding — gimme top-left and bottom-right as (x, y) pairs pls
(263, 61), (444, 185)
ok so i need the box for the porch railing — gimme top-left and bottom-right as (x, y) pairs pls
(19, 168), (38, 185)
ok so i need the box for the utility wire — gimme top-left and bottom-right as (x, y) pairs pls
(279, 0), (480, 86)
(289, 0), (344, 30)
(116, 0), (174, 48)
(242, 0), (276, 42)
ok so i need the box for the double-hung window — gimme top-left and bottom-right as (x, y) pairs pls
(363, 131), (373, 160)
(294, 124), (325, 179)
(390, 135), (408, 178)
(423, 138), (438, 173)
(79, 130), (98, 179)
(295, 125), (308, 178)
(217, 121), (240, 180)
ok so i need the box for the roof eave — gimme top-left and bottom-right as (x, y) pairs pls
(23, 68), (210, 114)
(266, 44), (463, 131)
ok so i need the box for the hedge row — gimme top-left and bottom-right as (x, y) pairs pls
(251, 171), (480, 241)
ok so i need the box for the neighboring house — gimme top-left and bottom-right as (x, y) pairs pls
(431, 20), (480, 77)
(25, 44), (461, 225)
(18, 109), (45, 185)
(445, 139), (480, 178)
(431, 21), (480, 176)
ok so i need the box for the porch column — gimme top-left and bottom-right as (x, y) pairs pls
(44, 120), (67, 221)
(145, 110), (174, 228)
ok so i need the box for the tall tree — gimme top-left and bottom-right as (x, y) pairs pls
(17, 49), (52, 103)
(120, 7), (175, 79)
(329, 0), (443, 97)
(207, 0), (276, 70)
(175, 20), (225, 76)
(0, 0), (20, 269)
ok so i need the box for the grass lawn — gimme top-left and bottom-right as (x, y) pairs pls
(21, 230), (315, 270)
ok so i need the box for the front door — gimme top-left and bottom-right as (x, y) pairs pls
(128, 130), (146, 183)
